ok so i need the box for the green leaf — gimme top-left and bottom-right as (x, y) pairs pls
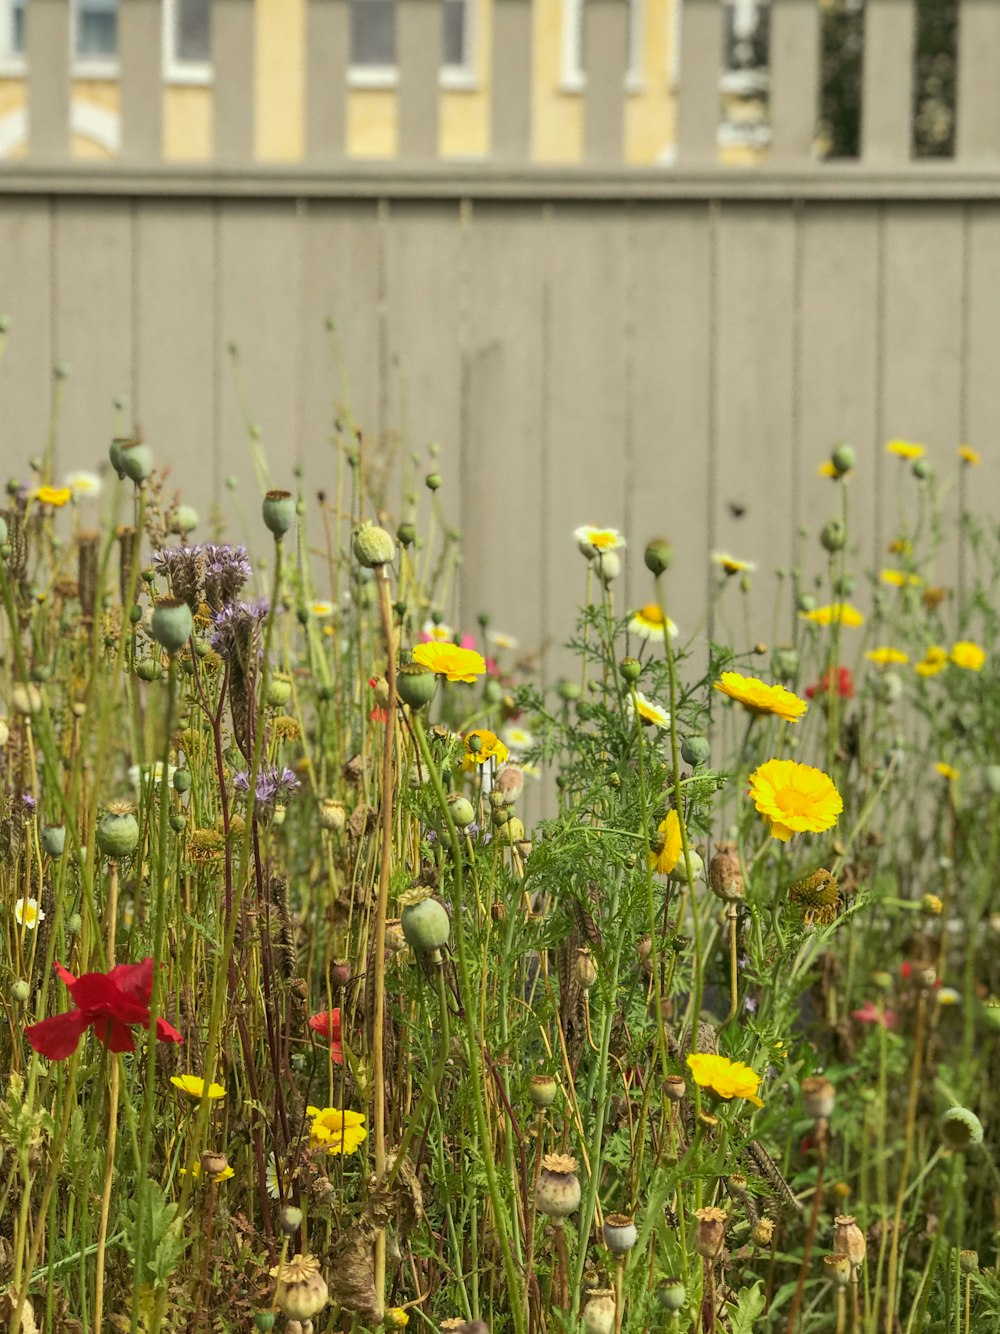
(727, 1281), (766, 1333)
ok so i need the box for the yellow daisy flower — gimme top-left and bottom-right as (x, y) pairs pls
(306, 1106), (367, 1155)
(574, 525), (626, 557)
(461, 729), (509, 771)
(885, 440), (925, 460)
(880, 569), (923, 589)
(951, 641), (985, 671)
(958, 446), (980, 466)
(800, 603), (865, 628)
(934, 762), (959, 781)
(713, 672), (808, 723)
(686, 1053), (764, 1107)
(915, 646), (948, 677)
(34, 485), (72, 508)
(749, 758), (843, 843)
(865, 647), (909, 666)
(385, 1310), (410, 1329)
(648, 809), (682, 877)
(628, 604), (678, 641)
(628, 690), (671, 730)
(412, 642), (486, 684)
(712, 552), (756, 576)
(170, 1074), (226, 1100)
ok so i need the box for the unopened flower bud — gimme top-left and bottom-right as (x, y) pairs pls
(280, 1205), (303, 1234)
(11, 979), (30, 1004)
(820, 520), (846, 553)
(681, 735), (710, 766)
(830, 443), (855, 476)
(619, 657), (641, 684)
(353, 522), (396, 568)
(644, 538), (673, 576)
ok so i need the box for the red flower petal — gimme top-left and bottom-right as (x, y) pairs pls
(155, 1016), (184, 1044)
(24, 1009), (91, 1060)
(69, 972), (149, 1025)
(107, 957), (155, 1009)
(95, 1018), (138, 1053)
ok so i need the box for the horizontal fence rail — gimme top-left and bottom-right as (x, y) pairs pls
(1, 0), (998, 171)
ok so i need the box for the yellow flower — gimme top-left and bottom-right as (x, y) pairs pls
(412, 642), (486, 684)
(170, 1074), (226, 1100)
(880, 568), (923, 589)
(886, 440), (925, 460)
(749, 759), (843, 843)
(628, 690), (671, 730)
(649, 810), (683, 876)
(309, 600), (335, 617)
(385, 1310), (410, 1329)
(34, 485), (71, 507)
(712, 551), (756, 575)
(307, 1106), (367, 1155)
(14, 897), (44, 929)
(935, 762), (959, 781)
(686, 1053), (763, 1108)
(461, 728), (509, 771)
(889, 537), (913, 558)
(818, 461), (838, 478)
(800, 603), (865, 628)
(713, 672), (808, 723)
(951, 641), (985, 671)
(628, 604), (678, 641)
(922, 893), (943, 915)
(574, 525), (626, 556)
(865, 647), (909, 666)
(958, 446), (980, 466)
(915, 646), (948, 677)
(180, 1160), (235, 1183)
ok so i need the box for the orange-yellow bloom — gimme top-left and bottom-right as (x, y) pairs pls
(34, 486), (71, 508)
(749, 759), (843, 843)
(885, 440), (925, 460)
(649, 810), (682, 876)
(915, 646), (948, 677)
(412, 642), (486, 683)
(713, 672), (808, 723)
(950, 641), (985, 671)
(800, 603), (865, 628)
(958, 446), (980, 466)
(686, 1053), (763, 1107)
(865, 647), (909, 666)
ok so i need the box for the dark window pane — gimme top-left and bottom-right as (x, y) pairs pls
(351, 0), (396, 65)
(177, 0), (211, 62)
(443, 0), (465, 66)
(723, 1), (769, 75)
(77, 0), (118, 57)
(12, 0), (25, 54)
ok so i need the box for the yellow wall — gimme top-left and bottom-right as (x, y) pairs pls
(625, 0), (675, 165)
(163, 85), (213, 162)
(256, 0), (306, 160)
(532, 0), (583, 163)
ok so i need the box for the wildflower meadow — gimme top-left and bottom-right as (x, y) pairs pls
(1, 421), (999, 1334)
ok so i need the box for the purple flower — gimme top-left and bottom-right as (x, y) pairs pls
(155, 543), (253, 611)
(209, 600), (269, 663)
(21, 793), (36, 812)
(233, 764), (300, 808)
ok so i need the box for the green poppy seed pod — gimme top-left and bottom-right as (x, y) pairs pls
(280, 1205), (303, 1235)
(170, 813), (187, 833)
(535, 1154), (581, 1218)
(448, 794), (476, 828)
(262, 489), (296, 538)
(151, 598), (193, 654)
(0, 313), (9, 332)
(170, 504), (199, 535)
(128, 603), (143, 625)
(266, 676), (293, 708)
(503, 816), (525, 843)
(825, 1254), (853, 1290)
(53, 360), (70, 380)
(960, 1250), (979, 1274)
(830, 443), (855, 475)
(582, 1290), (616, 1334)
(67, 911), (83, 935)
(173, 769), (191, 794)
(619, 657), (641, 684)
(108, 438), (127, 478)
(912, 458), (932, 481)
(397, 520), (417, 547)
(120, 441), (154, 484)
(353, 522), (396, 568)
(399, 887), (451, 956)
(656, 1279), (687, 1312)
(820, 519), (846, 553)
(940, 1106), (984, 1150)
(135, 659), (162, 682)
(41, 824), (66, 858)
(96, 805), (140, 859)
(397, 662), (437, 709)
(425, 472), (442, 491)
(796, 593), (817, 614)
(528, 1074), (558, 1109)
(602, 1213), (637, 1256)
(644, 538), (673, 576)
(668, 849), (703, 883)
(832, 574), (855, 597)
(681, 735), (710, 766)
(12, 978), (30, 1004)
(556, 679), (581, 702)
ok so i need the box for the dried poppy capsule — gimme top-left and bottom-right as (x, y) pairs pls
(832, 1216), (866, 1273)
(582, 1288), (616, 1334)
(801, 1076), (836, 1121)
(709, 842), (744, 902)
(693, 1206), (727, 1259)
(824, 1253), (852, 1290)
(536, 1154), (581, 1218)
(271, 1253), (329, 1322)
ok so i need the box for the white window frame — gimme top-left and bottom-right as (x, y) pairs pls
(162, 0), (212, 85)
(0, 0), (27, 76)
(71, 0), (120, 80)
(347, 0), (478, 93)
(560, 0), (644, 96)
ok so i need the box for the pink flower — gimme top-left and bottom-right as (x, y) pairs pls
(851, 1000), (898, 1029)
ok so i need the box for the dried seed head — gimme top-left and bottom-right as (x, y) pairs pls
(663, 1075), (686, 1103)
(693, 1206), (727, 1259)
(824, 1253), (853, 1290)
(270, 1253), (329, 1321)
(576, 947), (598, 990)
(832, 1216), (866, 1271)
(801, 1076), (836, 1121)
(536, 1155), (581, 1218)
(751, 1218), (775, 1247)
(709, 842), (744, 902)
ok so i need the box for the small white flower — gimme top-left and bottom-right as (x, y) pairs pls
(129, 761), (177, 796)
(574, 525), (626, 559)
(15, 897), (44, 929)
(421, 620), (454, 642)
(712, 551), (756, 575)
(502, 724), (535, 752)
(310, 600), (336, 617)
(64, 470), (102, 499)
(628, 605), (678, 641)
(626, 691), (671, 730)
(488, 630), (519, 651)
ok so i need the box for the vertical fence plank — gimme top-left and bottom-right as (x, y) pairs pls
(676, 0), (721, 164)
(398, 0), (441, 159)
(121, 0), (163, 160)
(26, 0), (71, 159)
(53, 201), (134, 470)
(135, 201), (217, 506)
(306, 0), (349, 159)
(963, 207), (1000, 567)
(628, 204), (714, 641)
(583, 0), (628, 162)
(956, 0), (1000, 161)
(714, 203), (797, 647)
(0, 200), (52, 465)
(861, 0), (916, 163)
(214, 0), (256, 160)
(769, 0), (819, 164)
(491, 0), (532, 159)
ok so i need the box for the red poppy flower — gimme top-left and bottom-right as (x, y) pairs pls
(805, 666), (854, 700)
(308, 1008), (343, 1064)
(25, 958), (183, 1060)
(851, 1000), (899, 1030)
(367, 678), (388, 725)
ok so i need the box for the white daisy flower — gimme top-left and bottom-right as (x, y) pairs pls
(626, 691), (671, 730)
(574, 525), (626, 559)
(64, 470), (102, 499)
(15, 897), (44, 929)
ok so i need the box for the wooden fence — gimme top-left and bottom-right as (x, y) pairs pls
(1, 0), (999, 672)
